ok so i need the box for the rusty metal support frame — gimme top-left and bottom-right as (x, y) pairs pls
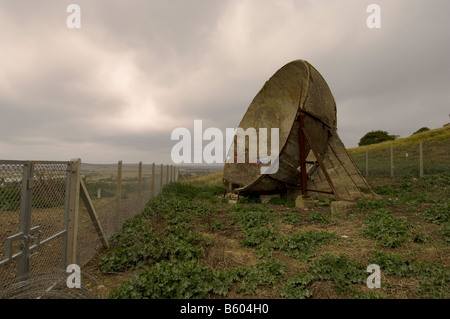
(297, 112), (341, 201)
(298, 114), (309, 197)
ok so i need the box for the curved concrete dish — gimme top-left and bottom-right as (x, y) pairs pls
(222, 59), (380, 201)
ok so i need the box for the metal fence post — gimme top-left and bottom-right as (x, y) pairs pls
(16, 161), (34, 283)
(66, 158), (81, 266)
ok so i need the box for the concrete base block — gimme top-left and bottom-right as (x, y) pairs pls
(260, 194), (280, 204)
(287, 189), (302, 201)
(228, 199), (238, 204)
(331, 201), (357, 215)
(225, 192), (238, 199)
(295, 195), (316, 209)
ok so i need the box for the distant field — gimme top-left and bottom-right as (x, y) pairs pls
(184, 171), (223, 186)
(177, 166), (222, 181)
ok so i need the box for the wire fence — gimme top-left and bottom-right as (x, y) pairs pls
(349, 139), (450, 177)
(0, 159), (178, 299)
(77, 162), (173, 265)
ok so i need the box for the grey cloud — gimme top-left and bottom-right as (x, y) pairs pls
(0, 0), (449, 163)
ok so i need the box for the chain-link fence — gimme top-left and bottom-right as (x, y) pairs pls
(0, 162), (23, 296)
(349, 139), (450, 177)
(77, 162), (174, 266)
(0, 159), (178, 299)
(0, 161), (70, 298)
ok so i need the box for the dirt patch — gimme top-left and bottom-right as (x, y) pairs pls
(202, 232), (259, 270)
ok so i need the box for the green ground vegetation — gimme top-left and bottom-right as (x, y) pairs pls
(89, 171), (449, 299)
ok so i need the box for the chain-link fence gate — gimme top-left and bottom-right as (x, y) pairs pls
(1, 159), (178, 299)
(0, 160), (73, 298)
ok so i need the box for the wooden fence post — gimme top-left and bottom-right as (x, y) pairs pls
(66, 158), (81, 266)
(79, 179), (109, 249)
(166, 164), (169, 184)
(160, 164), (163, 192)
(114, 160), (122, 232)
(151, 163), (155, 197)
(138, 161), (142, 209)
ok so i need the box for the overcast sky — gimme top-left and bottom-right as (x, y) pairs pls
(1, 0), (449, 164)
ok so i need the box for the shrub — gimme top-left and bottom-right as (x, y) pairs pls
(421, 203), (450, 225)
(362, 209), (417, 247)
(438, 222), (450, 244)
(279, 271), (314, 299)
(278, 231), (337, 262)
(234, 259), (286, 295)
(357, 200), (386, 211)
(98, 218), (163, 272)
(306, 212), (333, 224)
(282, 211), (302, 225)
(369, 251), (416, 277)
(211, 220), (225, 230)
(415, 262), (450, 299)
(358, 130), (396, 146)
(241, 227), (277, 248)
(0, 182), (22, 211)
(109, 261), (219, 299)
(368, 252), (450, 299)
(234, 209), (271, 233)
(417, 173), (450, 189)
(412, 127), (430, 135)
(98, 214), (207, 273)
(310, 254), (366, 294)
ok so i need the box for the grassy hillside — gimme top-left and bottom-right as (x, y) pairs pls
(348, 126), (450, 176)
(348, 125), (450, 151)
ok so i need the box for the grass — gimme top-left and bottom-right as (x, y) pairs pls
(348, 126), (450, 175)
(183, 171), (223, 186)
(348, 125), (450, 152)
(89, 171), (449, 299)
(362, 209), (420, 248)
